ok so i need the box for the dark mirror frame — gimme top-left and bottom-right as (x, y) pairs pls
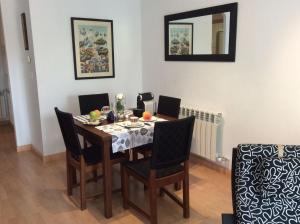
(164, 3), (238, 62)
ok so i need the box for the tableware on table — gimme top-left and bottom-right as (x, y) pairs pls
(129, 116), (139, 124)
(101, 106), (110, 114)
(74, 115), (89, 123)
(139, 116), (157, 122)
(89, 109), (101, 121)
(115, 93), (125, 121)
(142, 111), (152, 121)
(132, 108), (144, 117)
(85, 120), (101, 126)
(107, 111), (116, 123)
(118, 121), (144, 128)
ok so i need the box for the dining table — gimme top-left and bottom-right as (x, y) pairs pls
(74, 113), (175, 218)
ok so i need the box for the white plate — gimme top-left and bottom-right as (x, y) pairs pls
(85, 120), (101, 126)
(118, 121), (145, 128)
(139, 116), (157, 122)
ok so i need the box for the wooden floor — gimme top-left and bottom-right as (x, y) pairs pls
(0, 124), (232, 224)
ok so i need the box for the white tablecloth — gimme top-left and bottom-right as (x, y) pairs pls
(95, 117), (166, 153)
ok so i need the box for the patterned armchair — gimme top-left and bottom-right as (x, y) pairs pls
(223, 144), (300, 224)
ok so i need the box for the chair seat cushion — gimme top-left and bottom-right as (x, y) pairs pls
(125, 158), (183, 179)
(76, 146), (125, 165)
(261, 157), (300, 200)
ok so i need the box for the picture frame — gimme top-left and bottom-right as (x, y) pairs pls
(71, 17), (115, 80)
(21, 13), (29, 50)
(168, 23), (193, 55)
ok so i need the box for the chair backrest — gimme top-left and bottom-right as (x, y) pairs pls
(157, 95), (181, 118)
(78, 93), (109, 115)
(150, 116), (195, 169)
(54, 107), (82, 156)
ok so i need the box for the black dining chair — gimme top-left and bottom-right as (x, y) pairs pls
(78, 93), (109, 115)
(55, 107), (128, 210)
(132, 95), (181, 154)
(78, 93), (109, 148)
(121, 116), (195, 224)
(133, 95), (181, 158)
(132, 95), (182, 189)
(156, 95), (181, 119)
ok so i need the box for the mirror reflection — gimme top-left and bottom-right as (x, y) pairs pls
(164, 3), (238, 61)
(169, 12), (230, 55)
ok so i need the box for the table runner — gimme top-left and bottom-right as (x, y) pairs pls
(74, 115), (106, 124)
(95, 117), (166, 153)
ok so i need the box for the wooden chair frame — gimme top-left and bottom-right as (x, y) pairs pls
(132, 149), (182, 191)
(67, 150), (129, 210)
(121, 161), (190, 224)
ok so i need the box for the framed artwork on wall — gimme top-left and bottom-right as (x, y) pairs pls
(71, 17), (115, 80)
(168, 23), (193, 55)
(21, 13), (29, 50)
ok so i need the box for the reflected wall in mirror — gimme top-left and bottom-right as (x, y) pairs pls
(165, 3), (238, 61)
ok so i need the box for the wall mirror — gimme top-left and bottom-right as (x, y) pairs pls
(165, 3), (238, 62)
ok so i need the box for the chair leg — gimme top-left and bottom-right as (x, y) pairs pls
(71, 167), (77, 186)
(83, 137), (88, 148)
(159, 188), (165, 197)
(132, 151), (138, 160)
(66, 162), (73, 196)
(121, 165), (129, 209)
(183, 165), (190, 218)
(80, 157), (86, 210)
(149, 170), (158, 224)
(93, 170), (98, 182)
(174, 181), (182, 191)
(144, 184), (148, 191)
(125, 150), (130, 161)
(149, 183), (158, 224)
(144, 151), (151, 158)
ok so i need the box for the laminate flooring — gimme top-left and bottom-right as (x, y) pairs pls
(0, 124), (232, 224)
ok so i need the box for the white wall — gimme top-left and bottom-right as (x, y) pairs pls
(28, 0), (142, 155)
(0, 0), (42, 152)
(141, 0), (300, 162)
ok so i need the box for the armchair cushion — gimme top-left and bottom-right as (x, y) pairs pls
(261, 157), (300, 200)
(234, 144), (300, 224)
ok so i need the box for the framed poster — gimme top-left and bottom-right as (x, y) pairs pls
(168, 23), (193, 55)
(21, 13), (29, 50)
(71, 17), (115, 80)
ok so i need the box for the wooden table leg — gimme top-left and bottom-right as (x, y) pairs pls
(102, 140), (113, 218)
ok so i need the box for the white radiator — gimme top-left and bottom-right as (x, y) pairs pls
(0, 89), (10, 121)
(180, 107), (223, 161)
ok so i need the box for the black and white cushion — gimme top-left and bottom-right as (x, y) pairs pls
(261, 157), (300, 200)
(235, 144), (300, 224)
